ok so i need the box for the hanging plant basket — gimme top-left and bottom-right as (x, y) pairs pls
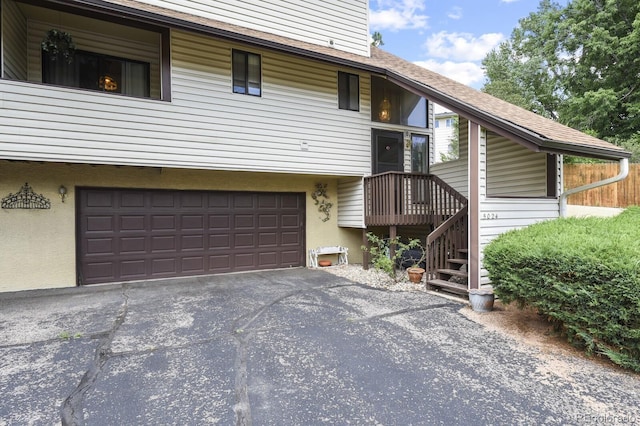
(41, 29), (76, 64)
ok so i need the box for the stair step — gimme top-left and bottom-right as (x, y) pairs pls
(437, 268), (469, 278)
(447, 258), (468, 266)
(426, 279), (468, 295)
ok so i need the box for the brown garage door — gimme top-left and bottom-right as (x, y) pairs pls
(78, 188), (305, 284)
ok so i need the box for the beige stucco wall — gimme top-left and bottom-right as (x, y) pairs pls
(0, 161), (363, 292)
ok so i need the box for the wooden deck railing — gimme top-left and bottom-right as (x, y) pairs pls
(364, 172), (467, 227)
(426, 205), (468, 280)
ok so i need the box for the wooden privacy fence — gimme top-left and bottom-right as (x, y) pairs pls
(564, 163), (640, 207)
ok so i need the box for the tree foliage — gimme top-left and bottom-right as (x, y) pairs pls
(482, 0), (640, 148)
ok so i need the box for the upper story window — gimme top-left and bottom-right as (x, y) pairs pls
(338, 71), (359, 111)
(371, 76), (428, 128)
(435, 120), (440, 128)
(42, 50), (150, 98)
(233, 50), (261, 96)
(445, 118), (453, 127)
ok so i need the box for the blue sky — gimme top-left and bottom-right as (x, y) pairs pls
(369, 0), (559, 89)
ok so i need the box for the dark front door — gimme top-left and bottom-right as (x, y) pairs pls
(372, 129), (404, 174)
(77, 188), (305, 284)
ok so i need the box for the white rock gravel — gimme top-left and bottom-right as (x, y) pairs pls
(320, 264), (428, 292)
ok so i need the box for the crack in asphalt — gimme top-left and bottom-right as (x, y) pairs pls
(60, 287), (130, 426)
(228, 281), (446, 426)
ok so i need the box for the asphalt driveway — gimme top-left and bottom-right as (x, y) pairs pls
(0, 269), (638, 425)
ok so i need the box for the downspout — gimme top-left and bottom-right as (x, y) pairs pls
(559, 158), (629, 217)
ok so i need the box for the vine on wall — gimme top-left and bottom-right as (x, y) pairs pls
(311, 183), (333, 222)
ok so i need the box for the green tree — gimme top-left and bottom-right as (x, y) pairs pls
(482, 0), (640, 146)
(371, 31), (384, 47)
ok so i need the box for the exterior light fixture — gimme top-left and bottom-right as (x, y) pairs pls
(59, 185), (67, 203)
(378, 97), (391, 122)
(99, 75), (118, 91)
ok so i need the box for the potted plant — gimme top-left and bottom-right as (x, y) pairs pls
(362, 233), (428, 283)
(41, 29), (76, 64)
(397, 238), (427, 283)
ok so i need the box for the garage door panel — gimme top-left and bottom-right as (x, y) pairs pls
(152, 192), (176, 208)
(181, 193), (205, 208)
(84, 262), (115, 280)
(281, 231), (301, 246)
(281, 214), (300, 228)
(209, 215), (231, 230)
(234, 194), (255, 209)
(151, 235), (176, 252)
(258, 252), (277, 267)
(79, 189), (304, 284)
(209, 255), (230, 270)
(234, 215), (254, 228)
(281, 250), (300, 264)
(120, 215), (145, 231)
(87, 238), (114, 255)
(259, 232), (277, 247)
(181, 235), (204, 250)
(234, 233), (255, 248)
(281, 194), (302, 208)
(86, 191), (113, 208)
(182, 257), (204, 273)
(120, 192), (145, 208)
(258, 214), (278, 228)
(120, 260), (146, 278)
(152, 215), (176, 230)
(234, 253), (256, 268)
(181, 215), (204, 230)
(86, 216), (114, 232)
(258, 194), (277, 208)
(120, 237), (146, 254)
(152, 258), (177, 274)
(209, 234), (231, 249)
(208, 193), (231, 208)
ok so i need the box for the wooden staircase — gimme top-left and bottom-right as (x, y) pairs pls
(427, 248), (468, 295)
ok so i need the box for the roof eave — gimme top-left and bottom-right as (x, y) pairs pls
(386, 72), (631, 161)
(539, 140), (632, 160)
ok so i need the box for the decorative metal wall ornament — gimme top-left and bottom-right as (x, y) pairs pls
(1, 183), (51, 209)
(311, 183), (333, 222)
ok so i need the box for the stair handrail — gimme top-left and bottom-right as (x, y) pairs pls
(427, 205), (468, 245)
(426, 204), (468, 281)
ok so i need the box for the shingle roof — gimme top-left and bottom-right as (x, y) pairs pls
(96, 0), (629, 159)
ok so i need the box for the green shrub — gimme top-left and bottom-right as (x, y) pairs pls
(483, 207), (640, 372)
(361, 233), (425, 278)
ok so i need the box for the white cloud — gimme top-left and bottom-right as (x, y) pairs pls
(413, 59), (486, 87)
(500, 0), (520, 3)
(369, 0), (429, 31)
(424, 31), (504, 61)
(447, 6), (463, 20)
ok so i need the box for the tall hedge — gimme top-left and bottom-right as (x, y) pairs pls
(483, 207), (640, 372)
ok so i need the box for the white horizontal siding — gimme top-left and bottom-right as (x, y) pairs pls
(479, 198), (559, 284)
(338, 178), (365, 228)
(0, 29), (374, 176)
(430, 117), (469, 197)
(138, 0), (370, 56)
(26, 14), (161, 99)
(486, 131), (547, 197)
(3, 0), (28, 80)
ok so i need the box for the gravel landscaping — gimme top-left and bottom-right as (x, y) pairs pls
(321, 263), (431, 293)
